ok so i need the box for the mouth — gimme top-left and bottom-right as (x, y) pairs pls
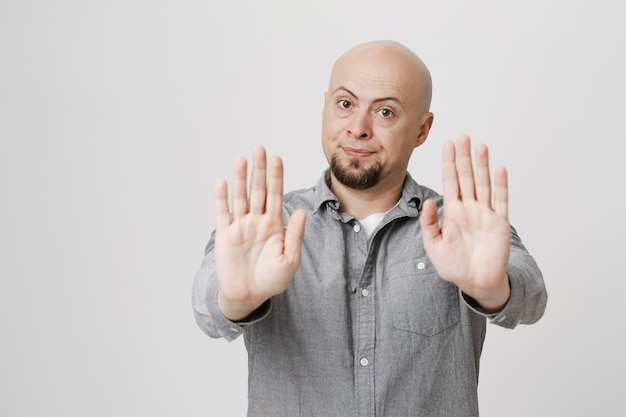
(341, 146), (374, 158)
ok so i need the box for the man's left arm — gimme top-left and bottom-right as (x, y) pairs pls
(461, 225), (547, 328)
(420, 135), (546, 327)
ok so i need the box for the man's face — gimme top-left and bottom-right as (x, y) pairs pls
(321, 49), (431, 191)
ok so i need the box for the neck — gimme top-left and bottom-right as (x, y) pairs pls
(328, 171), (405, 219)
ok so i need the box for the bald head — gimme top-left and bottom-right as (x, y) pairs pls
(321, 40), (435, 199)
(329, 40), (432, 114)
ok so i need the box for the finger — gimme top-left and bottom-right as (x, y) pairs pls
(284, 209), (307, 266)
(494, 165), (509, 219)
(249, 146), (268, 214)
(419, 199), (441, 248)
(266, 155), (285, 217)
(474, 144), (492, 207)
(455, 134), (476, 201)
(231, 156), (248, 219)
(441, 141), (460, 202)
(215, 178), (231, 232)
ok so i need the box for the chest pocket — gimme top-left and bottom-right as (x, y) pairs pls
(384, 258), (460, 336)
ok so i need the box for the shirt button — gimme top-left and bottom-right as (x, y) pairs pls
(417, 261), (426, 270)
(353, 223), (361, 233)
(361, 288), (370, 297)
(360, 358), (369, 366)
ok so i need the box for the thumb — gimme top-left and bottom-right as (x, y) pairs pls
(419, 199), (441, 244)
(284, 209), (307, 265)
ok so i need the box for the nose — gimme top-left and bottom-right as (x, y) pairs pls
(347, 109), (371, 140)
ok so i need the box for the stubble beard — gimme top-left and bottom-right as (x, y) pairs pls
(330, 155), (382, 190)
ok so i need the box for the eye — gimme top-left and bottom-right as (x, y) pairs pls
(377, 108), (394, 118)
(338, 99), (352, 109)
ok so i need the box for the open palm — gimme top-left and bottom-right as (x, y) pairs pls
(420, 135), (511, 312)
(214, 147), (306, 321)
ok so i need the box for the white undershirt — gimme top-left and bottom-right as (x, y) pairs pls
(358, 203), (397, 246)
(359, 212), (388, 240)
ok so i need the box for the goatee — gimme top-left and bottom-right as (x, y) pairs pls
(330, 155), (382, 190)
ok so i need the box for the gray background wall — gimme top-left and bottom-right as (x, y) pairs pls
(1, 0), (624, 415)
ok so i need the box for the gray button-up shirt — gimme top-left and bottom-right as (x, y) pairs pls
(192, 172), (547, 417)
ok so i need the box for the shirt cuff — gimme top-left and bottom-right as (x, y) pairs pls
(207, 278), (273, 341)
(461, 266), (528, 329)
(460, 290), (501, 319)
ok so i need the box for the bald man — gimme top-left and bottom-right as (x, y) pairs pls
(193, 40), (547, 417)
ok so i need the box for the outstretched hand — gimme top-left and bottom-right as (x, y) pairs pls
(419, 135), (511, 312)
(214, 146), (306, 321)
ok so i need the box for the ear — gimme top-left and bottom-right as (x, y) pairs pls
(414, 112), (434, 148)
(322, 92), (328, 116)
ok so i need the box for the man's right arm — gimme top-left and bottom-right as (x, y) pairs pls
(192, 146), (306, 339)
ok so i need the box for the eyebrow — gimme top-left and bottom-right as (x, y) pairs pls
(331, 86), (405, 108)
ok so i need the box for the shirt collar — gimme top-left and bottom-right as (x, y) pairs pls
(312, 170), (340, 214)
(312, 170), (430, 218)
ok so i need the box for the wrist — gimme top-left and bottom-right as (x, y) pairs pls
(462, 274), (511, 314)
(217, 290), (267, 322)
